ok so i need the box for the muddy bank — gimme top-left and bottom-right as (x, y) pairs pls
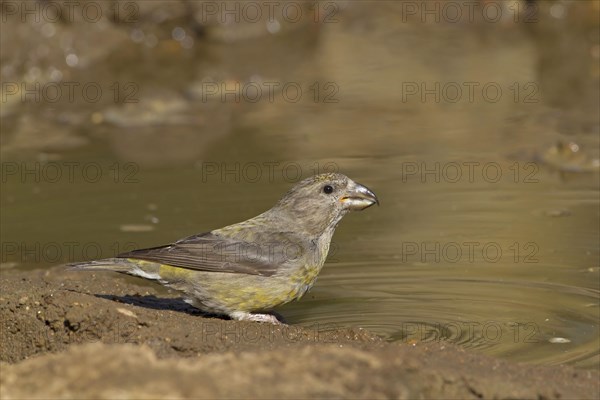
(1, 267), (598, 399)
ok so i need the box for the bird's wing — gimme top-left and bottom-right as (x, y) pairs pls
(117, 231), (304, 277)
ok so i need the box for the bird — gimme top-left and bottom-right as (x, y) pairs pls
(68, 173), (378, 324)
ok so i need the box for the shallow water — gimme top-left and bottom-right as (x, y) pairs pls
(1, 1), (598, 369)
(280, 157), (599, 369)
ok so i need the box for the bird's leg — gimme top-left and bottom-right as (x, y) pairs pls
(230, 311), (283, 324)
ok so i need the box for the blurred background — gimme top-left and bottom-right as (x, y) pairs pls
(1, 0), (599, 369)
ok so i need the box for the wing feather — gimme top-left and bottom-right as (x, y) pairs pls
(117, 231), (303, 277)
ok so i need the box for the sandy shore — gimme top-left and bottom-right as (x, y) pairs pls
(1, 267), (598, 399)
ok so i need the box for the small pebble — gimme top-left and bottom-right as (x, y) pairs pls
(549, 337), (571, 344)
(119, 224), (155, 232)
(116, 307), (137, 318)
(544, 209), (571, 217)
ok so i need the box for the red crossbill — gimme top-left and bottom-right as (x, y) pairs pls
(69, 173), (378, 324)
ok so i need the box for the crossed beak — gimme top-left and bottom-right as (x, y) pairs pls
(341, 181), (379, 211)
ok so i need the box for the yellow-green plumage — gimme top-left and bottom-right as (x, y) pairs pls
(68, 173), (378, 324)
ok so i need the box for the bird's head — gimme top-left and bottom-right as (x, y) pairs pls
(272, 173), (379, 236)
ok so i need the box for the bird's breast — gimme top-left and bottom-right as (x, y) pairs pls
(283, 233), (333, 297)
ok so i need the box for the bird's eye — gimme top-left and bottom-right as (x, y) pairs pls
(323, 185), (334, 194)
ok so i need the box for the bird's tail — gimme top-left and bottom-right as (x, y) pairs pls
(67, 258), (134, 273)
(67, 258), (162, 280)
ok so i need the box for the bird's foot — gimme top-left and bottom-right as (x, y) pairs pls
(230, 311), (283, 324)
